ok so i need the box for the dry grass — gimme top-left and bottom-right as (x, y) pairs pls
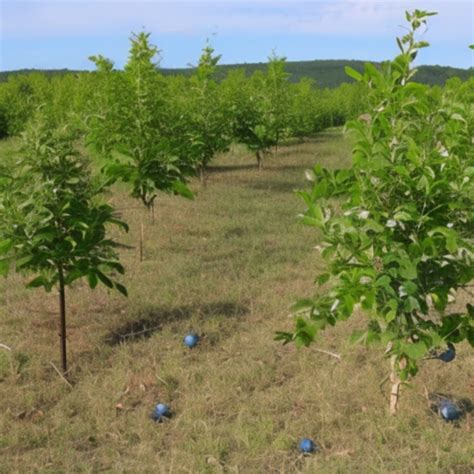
(0, 130), (473, 473)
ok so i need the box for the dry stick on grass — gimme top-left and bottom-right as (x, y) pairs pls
(423, 384), (432, 409)
(312, 347), (341, 361)
(0, 343), (12, 351)
(49, 361), (73, 388)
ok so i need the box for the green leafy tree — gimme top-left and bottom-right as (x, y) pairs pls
(0, 73), (51, 136)
(288, 78), (322, 138)
(88, 33), (193, 211)
(186, 44), (231, 183)
(265, 52), (291, 151)
(221, 55), (291, 170)
(248, 54), (291, 169)
(0, 115), (128, 374)
(84, 55), (125, 154)
(277, 10), (473, 414)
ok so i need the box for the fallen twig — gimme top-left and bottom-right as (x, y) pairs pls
(49, 361), (73, 388)
(0, 343), (12, 351)
(313, 348), (341, 361)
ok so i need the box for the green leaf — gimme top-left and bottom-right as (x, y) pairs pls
(115, 282), (128, 297)
(399, 260), (417, 280)
(172, 180), (194, 200)
(15, 255), (34, 268)
(402, 341), (427, 360)
(291, 298), (314, 313)
(87, 271), (98, 289)
(375, 275), (391, 289)
(316, 273), (330, 286)
(345, 66), (362, 82)
(404, 296), (421, 312)
(274, 331), (293, 344)
(26, 276), (48, 288)
(96, 271), (114, 289)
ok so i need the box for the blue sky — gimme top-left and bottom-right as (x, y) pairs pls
(1, 1), (473, 71)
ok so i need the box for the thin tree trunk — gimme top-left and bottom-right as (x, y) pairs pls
(139, 218), (144, 262)
(58, 267), (67, 374)
(149, 201), (155, 224)
(389, 355), (407, 415)
(199, 166), (207, 187)
(256, 151), (263, 171)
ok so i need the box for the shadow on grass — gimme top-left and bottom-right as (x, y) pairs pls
(105, 301), (248, 346)
(207, 164), (257, 174)
(429, 392), (474, 417)
(247, 179), (302, 194)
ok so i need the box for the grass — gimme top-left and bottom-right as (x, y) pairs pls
(0, 130), (473, 473)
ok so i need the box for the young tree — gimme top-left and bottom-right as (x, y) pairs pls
(265, 52), (291, 153)
(277, 10), (473, 414)
(0, 115), (128, 374)
(185, 44), (231, 183)
(221, 55), (290, 170)
(88, 33), (193, 212)
(288, 78), (322, 138)
(85, 55), (125, 155)
(246, 54), (291, 170)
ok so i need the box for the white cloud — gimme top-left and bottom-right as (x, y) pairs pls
(2, 1), (472, 42)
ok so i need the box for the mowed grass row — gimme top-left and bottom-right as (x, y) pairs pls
(0, 131), (472, 473)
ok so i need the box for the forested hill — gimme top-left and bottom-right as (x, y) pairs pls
(161, 60), (474, 87)
(1, 60), (472, 87)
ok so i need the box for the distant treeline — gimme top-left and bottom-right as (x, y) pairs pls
(1, 60), (472, 88)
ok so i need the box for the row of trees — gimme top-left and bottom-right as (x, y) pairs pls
(3, 33), (350, 374)
(0, 36), (368, 171)
(1, 19), (472, 411)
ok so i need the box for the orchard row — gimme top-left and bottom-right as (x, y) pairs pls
(0, 12), (473, 414)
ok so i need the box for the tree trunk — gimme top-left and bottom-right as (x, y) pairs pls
(58, 267), (67, 374)
(256, 151), (263, 171)
(199, 166), (207, 186)
(139, 218), (144, 262)
(389, 355), (407, 415)
(149, 201), (155, 224)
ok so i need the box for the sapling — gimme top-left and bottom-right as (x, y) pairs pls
(248, 54), (290, 170)
(277, 10), (473, 414)
(186, 43), (231, 184)
(88, 33), (193, 259)
(0, 114), (128, 374)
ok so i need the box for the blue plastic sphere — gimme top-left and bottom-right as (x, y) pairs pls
(438, 344), (455, 363)
(184, 333), (200, 348)
(154, 403), (171, 418)
(299, 438), (316, 453)
(439, 401), (461, 422)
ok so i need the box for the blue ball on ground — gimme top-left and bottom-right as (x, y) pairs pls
(439, 400), (461, 422)
(184, 332), (200, 348)
(150, 403), (171, 422)
(299, 438), (318, 453)
(438, 343), (455, 363)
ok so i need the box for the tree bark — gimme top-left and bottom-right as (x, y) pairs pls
(256, 151), (263, 171)
(140, 219), (144, 262)
(58, 267), (67, 374)
(199, 166), (207, 186)
(389, 355), (407, 415)
(149, 201), (155, 224)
